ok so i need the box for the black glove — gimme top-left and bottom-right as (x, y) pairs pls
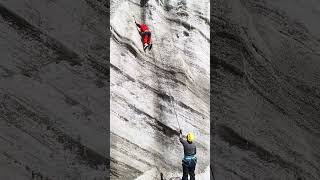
(179, 130), (182, 134)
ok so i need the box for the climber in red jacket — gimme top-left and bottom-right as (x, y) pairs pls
(134, 19), (153, 52)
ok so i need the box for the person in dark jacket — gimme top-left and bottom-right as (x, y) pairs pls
(134, 20), (152, 51)
(180, 130), (197, 180)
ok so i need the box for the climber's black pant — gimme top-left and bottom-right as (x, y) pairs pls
(182, 163), (195, 180)
(140, 31), (151, 45)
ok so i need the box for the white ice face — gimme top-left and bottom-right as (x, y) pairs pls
(110, 0), (210, 179)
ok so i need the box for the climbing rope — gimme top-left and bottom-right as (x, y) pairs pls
(149, 19), (182, 132)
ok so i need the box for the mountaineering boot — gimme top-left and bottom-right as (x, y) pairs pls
(148, 43), (152, 50)
(143, 43), (149, 52)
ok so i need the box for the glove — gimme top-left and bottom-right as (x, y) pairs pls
(179, 130), (182, 134)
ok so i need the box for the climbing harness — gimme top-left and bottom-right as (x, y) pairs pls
(183, 155), (196, 160)
(182, 155), (197, 168)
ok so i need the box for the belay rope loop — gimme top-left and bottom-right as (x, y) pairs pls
(149, 19), (181, 132)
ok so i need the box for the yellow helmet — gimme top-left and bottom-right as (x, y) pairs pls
(186, 132), (195, 143)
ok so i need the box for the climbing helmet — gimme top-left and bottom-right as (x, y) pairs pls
(186, 132), (195, 143)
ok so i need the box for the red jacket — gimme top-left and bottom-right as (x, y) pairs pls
(136, 23), (149, 32)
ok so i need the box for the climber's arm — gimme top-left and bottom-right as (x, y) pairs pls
(135, 21), (141, 28)
(179, 130), (185, 143)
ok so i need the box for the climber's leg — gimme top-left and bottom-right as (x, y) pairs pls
(142, 33), (148, 44)
(189, 159), (196, 180)
(189, 168), (195, 180)
(146, 32), (151, 44)
(147, 32), (152, 50)
(142, 33), (149, 51)
(182, 163), (188, 180)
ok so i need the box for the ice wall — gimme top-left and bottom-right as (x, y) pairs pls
(212, 0), (320, 179)
(0, 0), (108, 179)
(110, 0), (210, 179)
